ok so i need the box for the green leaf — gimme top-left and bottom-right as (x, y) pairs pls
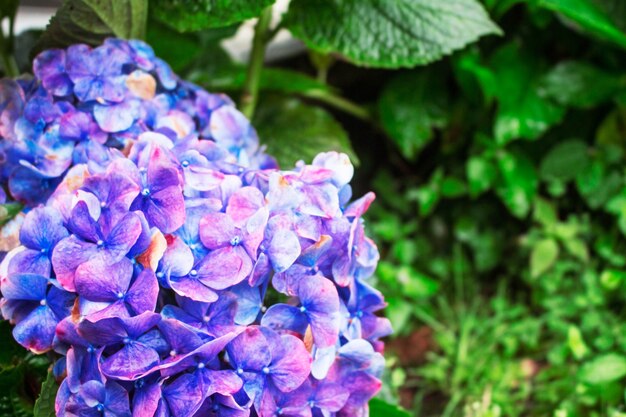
(453, 49), (498, 102)
(151, 0), (275, 32)
(539, 61), (624, 108)
(538, 0), (626, 49)
(284, 0), (501, 69)
(396, 266), (439, 299)
(413, 187), (440, 217)
(369, 398), (411, 417)
(496, 151), (538, 218)
(567, 326), (589, 359)
(146, 21), (203, 73)
(440, 177), (466, 198)
(534, 197), (558, 226)
(192, 67), (333, 96)
(0, 203), (23, 227)
(596, 107), (626, 150)
(579, 353), (626, 384)
(378, 70), (450, 159)
(491, 43), (566, 144)
(563, 238), (589, 262)
(466, 155), (498, 196)
(253, 97), (357, 167)
(530, 237), (559, 277)
(33, 372), (58, 417)
(576, 160), (623, 208)
(599, 269), (626, 290)
(539, 139), (590, 182)
(36, 0), (148, 52)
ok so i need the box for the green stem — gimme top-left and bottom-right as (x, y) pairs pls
(303, 89), (372, 122)
(0, 19), (18, 77)
(240, 7), (274, 119)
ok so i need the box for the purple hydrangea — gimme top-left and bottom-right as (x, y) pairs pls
(0, 39), (391, 417)
(0, 38), (273, 209)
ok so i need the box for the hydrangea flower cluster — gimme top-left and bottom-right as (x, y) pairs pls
(0, 39), (391, 417)
(0, 38), (272, 208)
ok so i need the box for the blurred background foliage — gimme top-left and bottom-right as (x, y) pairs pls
(1, 0), (626, 416)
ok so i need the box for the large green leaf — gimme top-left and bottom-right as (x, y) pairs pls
(378, 70), (450, 159)
(33, 372), (58, 417)
(491, 43), (565, 144)
(369, 398), (411, 417)
(538, 0), (626, 48)
(253, 97), (357, 167)
(284, 0), (501, 68)
(576, 160), (622, 209)
(539, 61), (624, 108)
(36, 0), (147, 52)
(151, 0), (275, 32)
(579, 353), (626, 384)
(146, 21), (203, 73)
(539, 139), (590, 182)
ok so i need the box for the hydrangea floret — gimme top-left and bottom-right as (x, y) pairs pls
(0, 39), (391, 417)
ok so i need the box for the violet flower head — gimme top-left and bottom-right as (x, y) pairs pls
(0, 37), (389, 417)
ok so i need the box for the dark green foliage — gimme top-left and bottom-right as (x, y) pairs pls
(33, 372), (58, 417)
(150, 0), (275, 32)
(284, 0), (501, 68)
(254, 96), (358, 166)
(35, 0), (147, 51)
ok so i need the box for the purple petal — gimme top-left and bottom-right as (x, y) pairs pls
(197, 246), (251, 290)
(20, 206), (68, 251)
(13, 305), (57, 353)
(162, 373), (204, 417)
(75, 257), (133, 302)
(199, 213), (238, 250)
(161, 235), (194, 277)
(133, 379), (162, 417)
(269, 334), (311, 392)
(104, 381), (132, 416)
(78, 316), (127, 346)
(51, 235), (100, 292)
(249, 252), (271, 287)
(124, 311), (162, 338)
(313, 381), (350, 412)
(160, 332), (240, 376)
(67, 201), (100, 242)
(125, 268), (159, 315)
(106, 212), (143, 258)
(227, 327), (270, 372)
(1, 272), (48, 301)
(340, 371), (381, 408)
(231, 284), (261, 326)
(169, 275), (218, 303)
(226, 187), (265, 227)
(158, 317), (204, 354)
(267, 230), (301, 273)
(80, 380), (106, 406)
(298, 276), (340, 348)
(200, 370), (243, 398)
(94, 101), (139, 132)
(260, 304), (308, 336)
(102, 342), (160, 380)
